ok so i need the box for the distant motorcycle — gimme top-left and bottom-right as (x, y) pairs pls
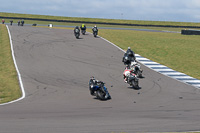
(93, 31), (97, 37)
(21, 20), (24, 26)
(81, 29), (86, 35)
(92, 27), (98, 37)
(74, 28), (80, 39)
(131, 61), (143, 78)
(89, 79), (111, 100)
(123, 68), (139, 89)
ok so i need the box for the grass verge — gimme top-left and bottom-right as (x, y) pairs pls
(99, 29), (200, 80)
(0, 24), (21, 104)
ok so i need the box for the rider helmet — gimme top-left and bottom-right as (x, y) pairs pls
(127, 51), (133, 56)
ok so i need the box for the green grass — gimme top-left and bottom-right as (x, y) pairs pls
(99, 29), (200, 79)
(0, 24), (22, 104)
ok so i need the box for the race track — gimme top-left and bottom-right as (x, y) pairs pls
(0, 26), (200, 133)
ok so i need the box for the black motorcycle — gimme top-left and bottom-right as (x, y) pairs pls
(74, 29), (80, 39)
(21, 20), (24, 26)
(89, 79), (111, 100)
(92, 28), (98, 37)
(81, 29), (86, 35)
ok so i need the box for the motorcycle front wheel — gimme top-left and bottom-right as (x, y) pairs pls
(131, 80), (139, 89)
(136, 70), (142, 78)
(93, 32), (97, 37)
(96, 90), (106, 100)
(75, 34), (79, 39)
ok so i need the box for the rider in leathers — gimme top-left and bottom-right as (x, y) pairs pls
(89, 76), (109, 97)
(74, 26), (80, 34)
(80, 24), (86, 31)
(92, 25), (98, 34)
(122, 47), (136, 68)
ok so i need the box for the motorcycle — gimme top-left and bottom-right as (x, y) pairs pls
(81, 28), (86, 35)
(130, 61), (143, 78)
(21, 20), (24, 26)
(123, 68), (139, 89)
(89, 79), (111, 100)
(92, 28), (98, 37)
(93, 31), (97, 37)
(74, 29), (80, 39)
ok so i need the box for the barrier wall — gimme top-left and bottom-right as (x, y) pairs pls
(181, 29), (200, 35)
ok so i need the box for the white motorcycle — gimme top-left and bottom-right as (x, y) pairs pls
(130, 61), (143, 78)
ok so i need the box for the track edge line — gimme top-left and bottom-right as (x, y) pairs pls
(0, 25), (26, 106)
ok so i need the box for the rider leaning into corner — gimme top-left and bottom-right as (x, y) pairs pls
(89, 76), (100, 96)
(122, 47), (136, 68)
(89, 76), (110, 98)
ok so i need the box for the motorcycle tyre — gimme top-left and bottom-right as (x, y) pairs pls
(82, 30), (86, 35)
(93, 32), (97, 37)
(131, 80), (139, 89)
(75, 34), (79, 39)
(136, 70), (142, 78)
(96, 90), (107, 100)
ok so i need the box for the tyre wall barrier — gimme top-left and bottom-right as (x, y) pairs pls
(1, 16), (200, 29)
(181, 29), (200, 35)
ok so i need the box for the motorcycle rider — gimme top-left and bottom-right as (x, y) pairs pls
(74, 26), (80, 34)
(21, 20), (24, 26)
(80, 24), (86, 31)
(123, 66), (134, 83)
(10, 20), (13, 25)
(89, 76), (97, 95)
(92, 25), (98, 34)
(17, 20), (20, 26)
(2, 19), (5, 24)
(122, 47), (136, 67)
(89, 76), (109, 98)
(130, 61), (137, 71)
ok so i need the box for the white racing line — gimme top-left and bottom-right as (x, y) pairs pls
(0, 25), (25, 106)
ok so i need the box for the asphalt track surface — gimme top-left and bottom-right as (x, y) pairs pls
(1, 26), (200, 133)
